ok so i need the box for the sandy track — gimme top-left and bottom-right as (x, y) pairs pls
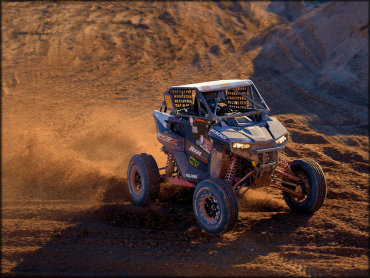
(2, 185), (368, 276)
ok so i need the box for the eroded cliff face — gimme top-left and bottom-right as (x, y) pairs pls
(251, 1), (368, 129)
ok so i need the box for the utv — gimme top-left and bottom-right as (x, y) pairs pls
(127, 80), (327, 235)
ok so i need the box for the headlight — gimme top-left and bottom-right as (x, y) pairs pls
(275, 135), (287, 144)
(232, 142), (251, 149)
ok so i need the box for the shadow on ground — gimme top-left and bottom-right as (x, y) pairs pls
(11, 185), (315, 276)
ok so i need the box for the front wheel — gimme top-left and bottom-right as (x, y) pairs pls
(127, 153), (160, 205)
(283, 159), (327, 214)
(193, 178), (239, 235)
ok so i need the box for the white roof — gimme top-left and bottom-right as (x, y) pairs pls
(171, 79), (253, 92)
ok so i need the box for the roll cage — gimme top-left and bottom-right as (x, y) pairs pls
(160, 82), (270, 121)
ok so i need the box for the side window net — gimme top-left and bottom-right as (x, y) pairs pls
(170, 89), (196, 114)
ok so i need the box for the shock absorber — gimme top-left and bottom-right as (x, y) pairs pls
(225, 154), (239, 183)
(279, 153), (291, 173)
(165, 152), (175, 177)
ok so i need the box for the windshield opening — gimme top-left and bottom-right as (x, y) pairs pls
(200, 84), (269, 119)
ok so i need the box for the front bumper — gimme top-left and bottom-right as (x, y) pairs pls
(231, 144), (286, 166)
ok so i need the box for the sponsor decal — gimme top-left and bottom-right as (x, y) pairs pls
(189, 156), (199, 168)
(189, 145), (202, 156)
(220, 83), (230, 87)
(185, 140), (209, 163)
(159, 133), (178, 146)
(210, 129), (227, 140)
(196, 136), (212, 154)
(185, 173), (198, 179)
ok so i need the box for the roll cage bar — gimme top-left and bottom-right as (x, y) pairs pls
(161, 83), (270, 121)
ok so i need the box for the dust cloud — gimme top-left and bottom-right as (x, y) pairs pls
(2, 106), (164, 200)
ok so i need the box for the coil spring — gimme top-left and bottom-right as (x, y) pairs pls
(165, 152), (175, 177)
(279, 154), (291, 173)
(225, 154), (239, 181)
(166, 152), (174, 166)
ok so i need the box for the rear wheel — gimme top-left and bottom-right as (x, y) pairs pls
(193, 178), (239, 235)
(283, 159), (327, 214)
(127, 153), (160, 205)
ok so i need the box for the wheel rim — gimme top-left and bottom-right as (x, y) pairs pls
(198, 191), (220, 225)
(293, 169), (310, 203)
(131, 168), (143, 195)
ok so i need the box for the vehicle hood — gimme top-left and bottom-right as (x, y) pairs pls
(209, 116), (288, 144)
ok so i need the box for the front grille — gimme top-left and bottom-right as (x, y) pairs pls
(258, 151), (277, 167)
(265, 152), (275, 164)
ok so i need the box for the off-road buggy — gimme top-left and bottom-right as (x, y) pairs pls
(127, 80), (327, 235)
